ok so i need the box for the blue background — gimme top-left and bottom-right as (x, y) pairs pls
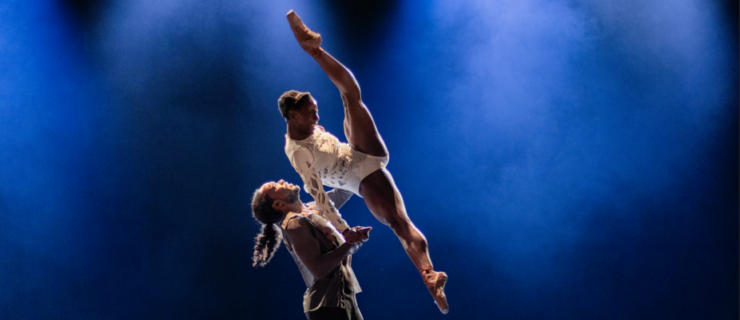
(1, 0), (737, 319)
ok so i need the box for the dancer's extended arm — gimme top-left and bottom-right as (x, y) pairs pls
(308, 188), (352, 212)
(291, 148), (350, 232)
(326, 188), (353, 209)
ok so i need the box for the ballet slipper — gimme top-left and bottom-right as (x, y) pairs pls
(286, 10), (323, 57)
(422, 267), (449, 314)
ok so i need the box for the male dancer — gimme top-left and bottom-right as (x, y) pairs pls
(278, 10), (448, 313)
(252, 180), (371, 320)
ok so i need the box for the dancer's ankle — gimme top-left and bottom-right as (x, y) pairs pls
(420, 266), (434, 276)
(308, 47), (324, 58)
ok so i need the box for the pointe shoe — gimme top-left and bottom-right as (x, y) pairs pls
(422, 269), (449, 314)
(286, 10), (323, 56)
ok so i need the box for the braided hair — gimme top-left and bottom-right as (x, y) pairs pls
(251, 188), (284, 267)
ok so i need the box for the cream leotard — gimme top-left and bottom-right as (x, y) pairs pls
(285, 126), (388, 232)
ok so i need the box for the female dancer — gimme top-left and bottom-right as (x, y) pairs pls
(278, 10), (448, 313)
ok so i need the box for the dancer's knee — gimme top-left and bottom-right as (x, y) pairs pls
(386, 214), (409, 233)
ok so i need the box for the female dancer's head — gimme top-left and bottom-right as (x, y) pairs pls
(278, 90), (319, 130)
(251, 180), (302, 267)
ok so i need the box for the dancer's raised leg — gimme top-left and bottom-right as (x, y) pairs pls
(287, 11), (386, 157)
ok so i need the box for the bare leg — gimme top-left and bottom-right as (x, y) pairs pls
(310, 49), (387, 157)
(359, 169), (448, 313)
(359, 169), (430, 270)
(339, 95), (388, 157)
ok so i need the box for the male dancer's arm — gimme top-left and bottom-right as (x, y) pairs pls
(307, 188), (370, 242)
(283, 216), (363, 279)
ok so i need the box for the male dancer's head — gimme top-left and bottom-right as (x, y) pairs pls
(251, 180), (302, 267)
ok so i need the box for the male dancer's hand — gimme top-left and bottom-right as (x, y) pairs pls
(342, 228), (362, 244)
(342, 227), (371, 244)
(354, 226), (371, 242)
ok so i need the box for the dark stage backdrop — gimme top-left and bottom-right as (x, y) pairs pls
(1, 0), (737, 319)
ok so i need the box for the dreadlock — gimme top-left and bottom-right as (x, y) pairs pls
(252, 223), (282, 267)
(251, 187), (284, 267)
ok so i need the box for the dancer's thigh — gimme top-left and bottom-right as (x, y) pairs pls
(343, 99), (388, 158)
(359, 169), (410, 226)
